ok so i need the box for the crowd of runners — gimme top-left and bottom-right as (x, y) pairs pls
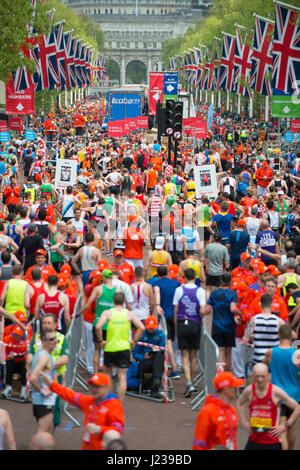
(0, 93), (300, 450)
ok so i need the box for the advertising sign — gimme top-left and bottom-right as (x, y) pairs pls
(5, 78), (35, 115)
(110, 93), (142, 122)
(0, 131), (10, 143)
(107, 120), (125, 138)
(149, 72), (164, 115)
(136, 116), (149, 129)
(0, 121), (8, 132)
(9, 117), (23, 132)
(163, 72), (178, 105)
(291, 120), (300, 133)
(272, 88), (300, 118)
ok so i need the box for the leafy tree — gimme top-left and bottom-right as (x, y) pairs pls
(0, 0), (49, 82)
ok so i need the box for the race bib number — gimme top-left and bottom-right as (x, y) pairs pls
(250, 417), (272, 432)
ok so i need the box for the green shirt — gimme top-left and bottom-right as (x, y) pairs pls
(93, 285), (117, 330)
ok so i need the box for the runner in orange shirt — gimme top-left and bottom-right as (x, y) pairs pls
(41, 372), (125, 450)
(247, 277), (289, 324)
(24, 249), (57, 282)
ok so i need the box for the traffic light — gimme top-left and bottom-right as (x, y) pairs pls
(173, 101), (183, 140)
(165, 99), (175, 136)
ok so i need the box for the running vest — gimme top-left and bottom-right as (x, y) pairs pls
(283, 272), (299, 297)
(177, 285), (201, 323)
(270, 347), (300, 402)
(186, 259), (201, 280)
(6, 224), (20, 246)
(93, 285), (117, 330)
(31, 349), (56, 406)
(197, 205), (211, 227)
(81, 246), (98, 272)
(41, 291), (65, 331)
(5, 279), (27, 315)
(252, 314), (280, 364)
(132, 282), (150, 320)
(104, 308), (131, 353)
(149, 250), (168, 279)
(41, 183), (53, 201)
(62, 195), (75, 218)
(32, 332), (66, 376)
(249, 383), (280, 445)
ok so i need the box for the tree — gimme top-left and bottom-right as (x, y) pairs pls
(0, 0), (49, 82)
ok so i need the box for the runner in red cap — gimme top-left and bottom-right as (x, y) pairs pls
(192, 371), (244, 450)
(41, 371), (125, 450)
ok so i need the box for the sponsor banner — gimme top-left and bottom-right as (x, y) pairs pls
(9, 117), (23, 132)
(272, 88), (300, 118)
(110, 93), (142, 121)
(5, 78), (34, 115)
(0, 121), (8, 132)
(163, 72), (178, 106)
(149, 72), (164, 115)
(0, 131), (10, 143)
(291, 120), (300, 133)
(136, 116), (149, 129)
(107, 120), (125, 138)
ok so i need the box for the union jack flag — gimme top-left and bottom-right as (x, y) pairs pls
(169, 57), (177, 71)
(203, 55), (215, 91)
(93, 54), (106, 82)
(272, 3), (300, 95)
(250, 16), (274, 97)
(74, 38), (84, 88)
(33, 30), (60, 91)
(85, 47), (93, 86)
(218, 33), (236, 91)
(54, 22), (67, 91)
(232, 27), (253, 97)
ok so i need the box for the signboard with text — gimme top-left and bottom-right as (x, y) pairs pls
(149, 72), (164, 115)
(5, 78), (34, 115)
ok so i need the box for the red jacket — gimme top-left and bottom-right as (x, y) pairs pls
(3, 184), (21, 206)
(192, 395), (239, 450)
(50, 381), (124, 450)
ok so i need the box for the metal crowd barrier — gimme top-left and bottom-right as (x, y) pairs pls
(190, 321), (219, 411)
(63, 294), (87, 427)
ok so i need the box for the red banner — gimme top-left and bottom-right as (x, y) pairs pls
(5, 79), (35, 115)
(194, 122), (208, 139)
(0, 121), (8, 132)
(149, 72), (164, 115)
(128, 118), (137, 131)
(107, 120), (125, 138)
(9, 117), (24, 132)
(291, 120), (300, 133)
(136, 116), (149, 129)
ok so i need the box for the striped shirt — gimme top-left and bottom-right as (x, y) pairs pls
(252, 314), (280, 364)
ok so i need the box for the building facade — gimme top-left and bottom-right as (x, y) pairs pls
(62, 1), (212, 84)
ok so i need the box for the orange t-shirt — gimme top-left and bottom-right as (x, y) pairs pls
(247, 294), (289, 323)
(147, 169), (158, 189)
(123, 227), (144, 260)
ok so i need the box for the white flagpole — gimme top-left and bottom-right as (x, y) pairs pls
(273, 0), (300, 12)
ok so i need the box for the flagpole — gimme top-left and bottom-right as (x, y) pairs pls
(273, 0), (300, 12)
(265, 95), (269, 122)
(253, 13), (275, 23)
